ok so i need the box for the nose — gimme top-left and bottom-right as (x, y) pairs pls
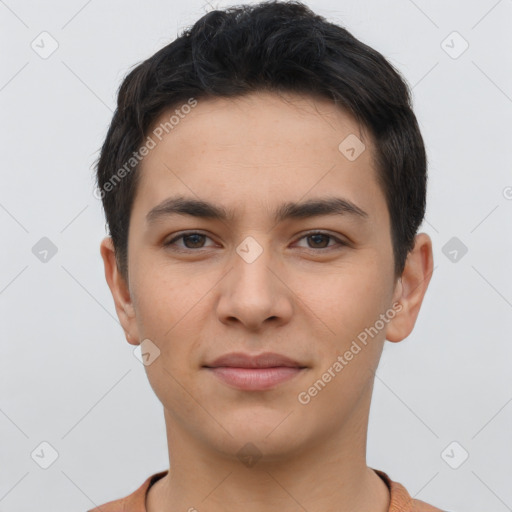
(215, 236), (293, 332)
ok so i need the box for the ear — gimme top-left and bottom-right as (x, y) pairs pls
(99, 236), (140, 346)
(386, 232), (434, 343)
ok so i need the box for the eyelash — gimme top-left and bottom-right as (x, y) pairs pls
(164, 231), (348, 253)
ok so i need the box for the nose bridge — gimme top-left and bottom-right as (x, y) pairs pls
(232, 233), (275, 295)
(215, 232), (292, 328)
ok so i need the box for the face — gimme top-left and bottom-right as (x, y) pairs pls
(102, 91), (416, 461)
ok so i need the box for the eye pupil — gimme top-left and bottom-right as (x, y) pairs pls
(309, 234), (329, 248)
(184, 234), (205, 248)
(167, 231), (341, 252)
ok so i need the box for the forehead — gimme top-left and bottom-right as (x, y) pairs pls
(133, 91), (385, 225)
(147, 91), (370, 154)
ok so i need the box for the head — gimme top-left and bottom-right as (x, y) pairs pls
(97, 1), (432, 461)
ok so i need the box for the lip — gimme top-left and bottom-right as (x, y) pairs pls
(206, 367), (305, 390)
(204, 351), (305, 369)
(203, 352), (307, 391)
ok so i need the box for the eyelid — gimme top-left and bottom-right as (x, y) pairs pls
(165, 230), (217, 248)
(294, 230), (348, 249)
(165, 230), (348, 251)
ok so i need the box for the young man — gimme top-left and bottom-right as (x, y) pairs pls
(92, 1), (443, 510)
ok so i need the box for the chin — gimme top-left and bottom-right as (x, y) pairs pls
(212, 433), (307, 465)
(202, 410), (310, 460)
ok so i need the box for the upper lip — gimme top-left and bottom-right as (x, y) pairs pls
(204, 352), (306, 369)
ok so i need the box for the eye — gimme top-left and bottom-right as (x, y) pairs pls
(164, 230), (348, 252)
(164, 232), (216, 251)
(294, 231), (347, 250)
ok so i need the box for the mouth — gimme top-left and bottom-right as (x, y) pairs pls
(204, 366), (306, 391)
(203, 352), (307, 391)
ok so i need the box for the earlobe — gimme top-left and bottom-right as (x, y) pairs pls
(99, 236), (140, 345)
(386, 233), (434, 343)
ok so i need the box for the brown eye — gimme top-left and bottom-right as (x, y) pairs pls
(306, 233), (331, 248)
(181, 233), (207, 248)
(295, 231), (347, 250)
(165, 232), (215, 250)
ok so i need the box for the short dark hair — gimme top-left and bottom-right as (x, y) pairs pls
(95, 0), (427, 282)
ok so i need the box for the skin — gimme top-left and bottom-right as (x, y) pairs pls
(100, 90), (433, 512)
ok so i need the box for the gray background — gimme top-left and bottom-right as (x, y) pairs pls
(1, 0), (511, 510)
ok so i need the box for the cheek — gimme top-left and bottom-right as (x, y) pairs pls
(293, 264), (391, 424)
(130, 276), (202, 386)
(296, 259), (391, 341)
(133, 265), (204, 331)
(132, 270), (208, 413)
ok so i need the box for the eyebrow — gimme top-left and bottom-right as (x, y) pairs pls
(146, 195), (369, 226)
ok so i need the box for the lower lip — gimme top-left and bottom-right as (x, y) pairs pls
(206, 366), (304, 390)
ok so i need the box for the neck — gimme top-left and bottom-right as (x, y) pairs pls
(146, 396), (390, 512)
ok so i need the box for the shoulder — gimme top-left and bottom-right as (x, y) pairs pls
(87, 495), (125, 512)
(372, 468), (446, 512)
(412, 497), (448, 511)
(87, 470), (169, 512)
